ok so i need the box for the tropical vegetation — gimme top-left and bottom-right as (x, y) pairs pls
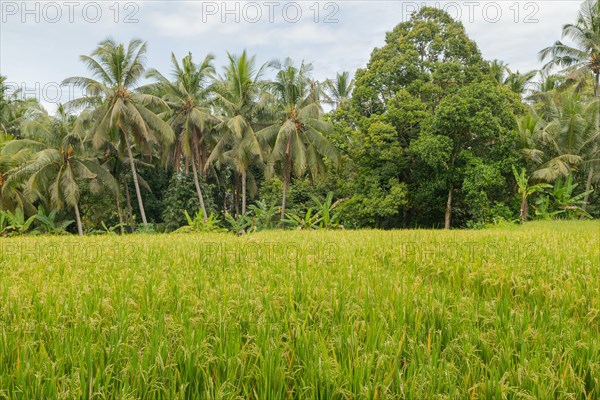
(0, 2), (598, 235)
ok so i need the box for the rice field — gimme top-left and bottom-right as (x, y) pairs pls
(0, 221), (598, 399)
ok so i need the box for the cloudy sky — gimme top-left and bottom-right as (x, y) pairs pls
(0, 0), (581, 112)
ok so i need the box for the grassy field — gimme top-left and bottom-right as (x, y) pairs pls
(0, 221), (598, 399)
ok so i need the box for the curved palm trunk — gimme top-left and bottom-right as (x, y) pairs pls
(281, 136), (293, 220)
(74, 202), (83, 236)
(123, 132), (148, 225)
(281, 164), (290, 221)
(582, 167), (594, 215)
(191, 152), (208, 222)
(116, 189), (125, 234)
(241, 169), (247, 215)
(234, 173), (240, 217)
(586, 72), (600, 215)
(123, 177), (135, 232)
(444, 185), (453, 229)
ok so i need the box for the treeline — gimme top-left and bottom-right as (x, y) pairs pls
(0, 2), (598, 235)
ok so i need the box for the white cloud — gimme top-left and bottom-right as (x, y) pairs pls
(0, 0), (583, 113)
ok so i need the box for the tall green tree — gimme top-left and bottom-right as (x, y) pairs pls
(343, 7), (495, 228)
(257, 59), (339, 219)
(63, 38), (174, 225)
(412, 82), (522, 228)
(146, 52), (218, 220)
(351, 7), (488, 117)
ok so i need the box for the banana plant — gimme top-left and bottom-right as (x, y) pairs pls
(533, 196), (565, 220)
(88, 221), (126, 235)
(512, 166), (551, 223)
(0, 208), (36, 236)
(282, 208), (323, 230)
(175, 210), (226, 233)
(34, 205), (74, 234)
(312, 192), (345, 229)
(248, 200), (280, 231)
(224, 212), (255, 235)
(550, 175), (593, 219)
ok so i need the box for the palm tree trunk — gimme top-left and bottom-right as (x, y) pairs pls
(234, 173), (240, 217)
(123, 177), (135, 232)
(281, 136), (292, 220)
(199, 149), (207, 179)
(74, 202), (83, 236)
(123, 132), (148, 225)
(281, 161), (291, 220)
(587, 72), (600, 215)
(241, 169), (247, 215)
(191, 152), (208, 222)
(582, 167), (594, 214)
(444, 185), (453, 229)
(116, 189), (125, 234)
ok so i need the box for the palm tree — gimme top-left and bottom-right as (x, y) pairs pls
(208, 51), (270, 215)
(0, 76), (34, 138)
(504, 68), (538, 95)
(518, 92), (599, 190)
(146, 52), (218, 220)
(534, 72), (565, 94)
(257, 59), (340, 219)
(63, 38), (174, 225)
(322, 71), (354, 109)
(487, 61), (537, 95)
(4, 104), (117, 235)
(96, 141), (152, 232)
(0, 132), (36, 213)
(540, 0), (600, 97)
(540, 0), (600, 210)
(489, 60), (508, 84)
(0, 133), (12, 186)
(0, 76), (11, 134)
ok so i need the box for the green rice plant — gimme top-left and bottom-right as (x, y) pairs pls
(0, 221), (598, 399)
